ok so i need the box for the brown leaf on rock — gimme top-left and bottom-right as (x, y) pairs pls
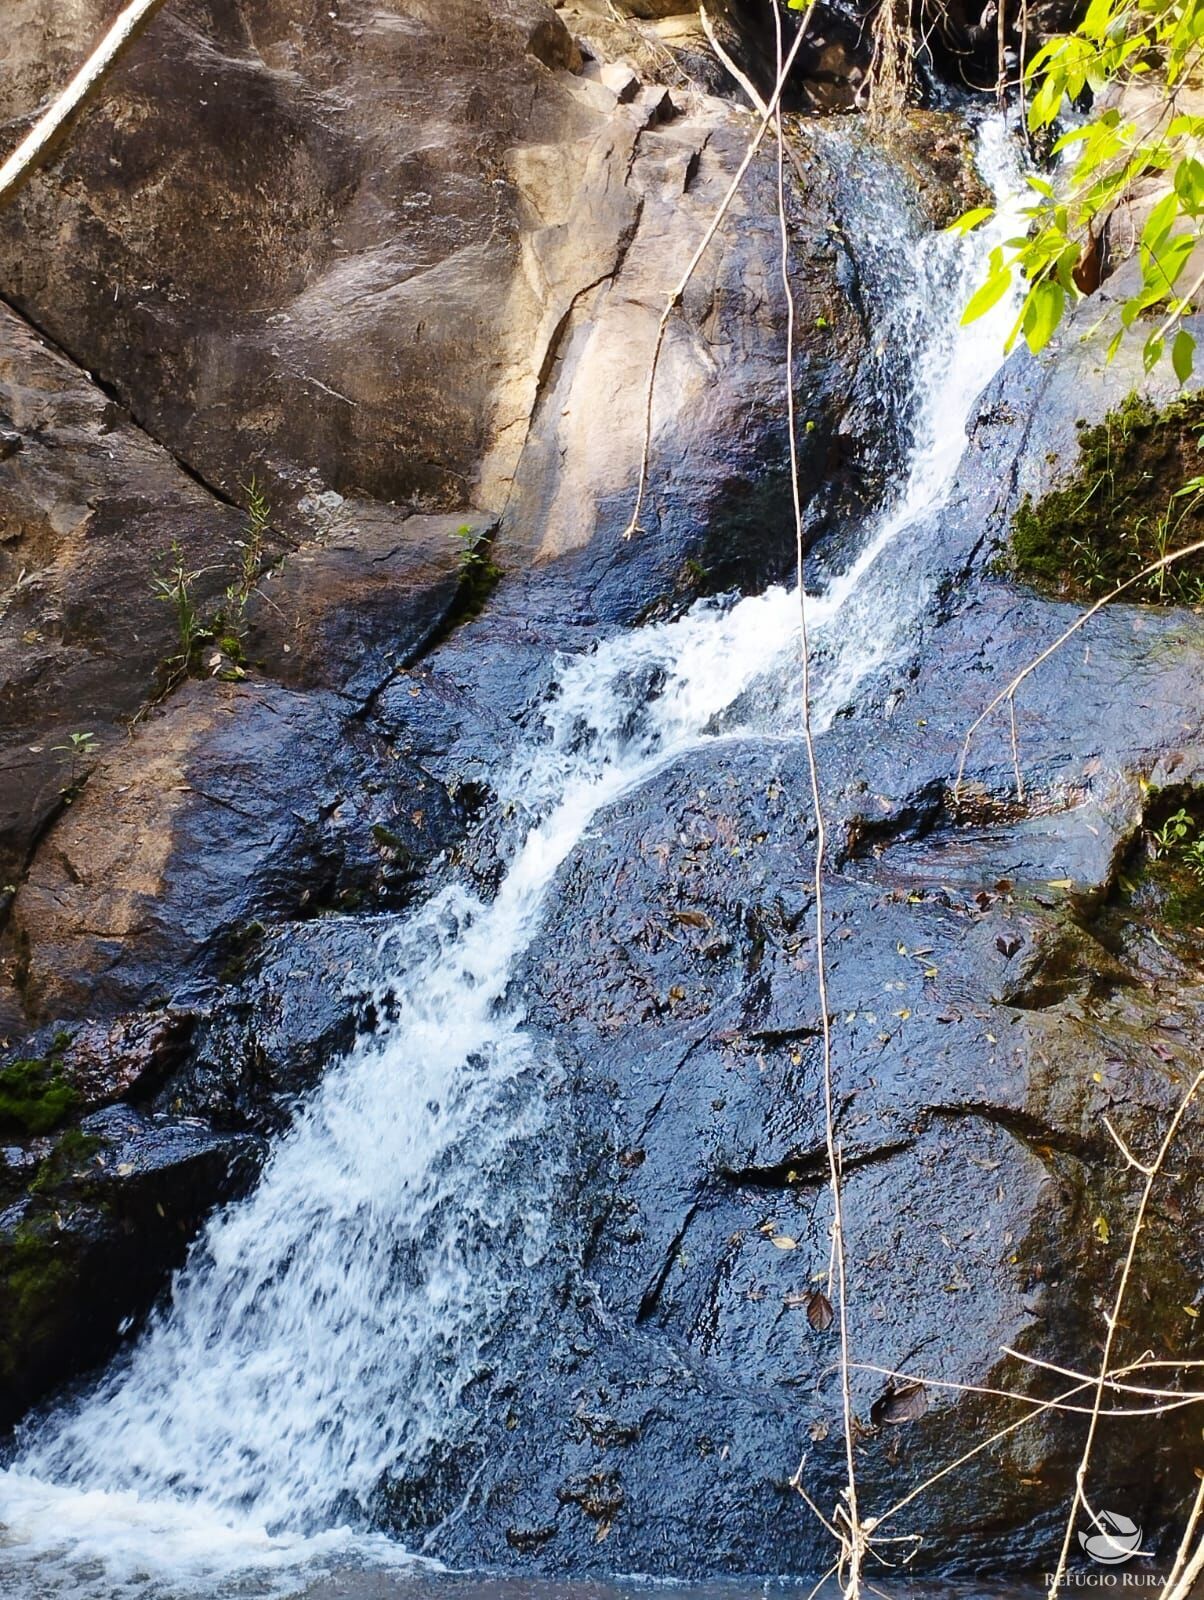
(671, 909), (712, 929)
(805, 1290), (834, 1331)
(870, 1380), (929, 1427)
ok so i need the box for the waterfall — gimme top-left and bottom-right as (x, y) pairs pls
(0, 119), (1024, 1600)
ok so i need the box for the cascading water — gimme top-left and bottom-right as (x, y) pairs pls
(0, 119), (1024, 1600)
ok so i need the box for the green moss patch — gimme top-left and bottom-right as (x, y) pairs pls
(0, 1055), (77, 1137)
(1003, 393), (1204, 604)
(28, 1129), (103, 1196)
(1092, 790), (1204, 967)
(0, 1222), (73, 1376)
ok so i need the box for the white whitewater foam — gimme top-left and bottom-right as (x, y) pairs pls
(0, 119), (1024, 1600)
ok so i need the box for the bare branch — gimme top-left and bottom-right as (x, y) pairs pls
(771, 5), (862, 1590)
(1047, 1070), (1204, 1599)
(1164, 1473), (1204, 1600)
(851, 1358), (1204, 1416)
(0, 0), (173, 211)
(699, 5), (768, 114)
(622, 0), (816, 541)
(1101, 1114), (1155, 1175)
(955, 536), (1204, 802)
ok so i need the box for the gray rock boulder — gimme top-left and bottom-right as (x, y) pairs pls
(0, 0), (903, 625)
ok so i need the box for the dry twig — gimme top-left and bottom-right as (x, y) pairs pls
(771, 5), (862, 1592)
(0, 0), (172, 209)
(1047, 1072), (1204, 1597)
(955, 534), (1204, 801)
(622, 1), (816, 541)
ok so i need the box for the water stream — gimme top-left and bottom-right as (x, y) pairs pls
(0, 119), (1024, 1600)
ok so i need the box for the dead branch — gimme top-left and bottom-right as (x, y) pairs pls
(955, 533), (1204, 802)
(622, 0), (816, 541)
(771, 4), (862, 1591)
(1047, 1071), (1204, 1599)
(0, 0), (173, 210)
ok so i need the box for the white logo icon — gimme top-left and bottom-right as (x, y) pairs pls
(1078, 1510), (1149, 1564)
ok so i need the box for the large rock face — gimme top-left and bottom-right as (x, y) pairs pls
(0, 304), (252, 894)
(0, 0), (929, 1031)
(0, 0), (894, 627)
(459, 725), (1204, 1575)
(2, 0), (1200, 1583)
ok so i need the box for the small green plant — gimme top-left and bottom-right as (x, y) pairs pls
(1003, 395), (1204, 603)
(151, 541), (210, 683)
(453, 522), (486, 570)
(149, 481), (273, 692)
(0, 1055), (77, 1137)
(224, 477), (271, 635)
(1132, 801), (1204, 926)
(1184, 837), (1204, 883)
(1152, 807), (1194, 856)
(28, 1129), (102, 1195)
(442, 521), (502, 630)
(1145, 804), (1204, 887)
(50, 730), (98, 795)
(210, 477), (273, 678)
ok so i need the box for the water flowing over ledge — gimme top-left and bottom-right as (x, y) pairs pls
(0, 118), (1025, 1600)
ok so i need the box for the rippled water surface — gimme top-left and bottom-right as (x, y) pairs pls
(293, 1577), (1048, 1600)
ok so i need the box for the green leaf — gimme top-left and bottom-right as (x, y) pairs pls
(1052, 124), (1094, 155)
(1142, 191), (1180, 252)
(1029, 73), (1064, 132)
(1023, 280), (1066, 355)
(961, 267), (1013, 325)
(1173, 328), (1196, 382)
(946, 205), (995, 235)
(1175, 156), (1204, 214)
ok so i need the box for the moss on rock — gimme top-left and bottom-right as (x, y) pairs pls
(28, 1128), (104, 1196)
(0, 1053), (77, 1136)
(1002, 392), (1204, 604)
(0, 1220), (73, 1380)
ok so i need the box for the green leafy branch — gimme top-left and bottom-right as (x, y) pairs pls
(955, 0), (1204, 373)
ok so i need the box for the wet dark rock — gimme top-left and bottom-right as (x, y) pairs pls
(0, 2), (1199, 1581)
(370, 290), (1204, 1574)
(0, 1013), (192, 1129)
(881, 109), (993, 229)
(421, 698), (1204, 1573)
(0, 914), (389, 1422)
(164, 917), (384, 1134)
(242, 508), (490, 699)
(1, 679), (461, 1027)
(918, 0), (1080, 93)
(0, 1106), (260, 1428)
